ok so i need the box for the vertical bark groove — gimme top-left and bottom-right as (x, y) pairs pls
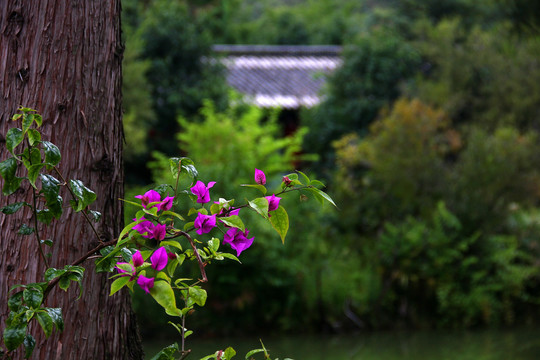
(0, 1), (144, 359)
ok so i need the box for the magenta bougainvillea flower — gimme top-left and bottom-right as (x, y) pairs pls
(265, 194), (282, 212)
(150, 223), (167, 241)
(159, 196), (174, 211)
(135, 190), (161, 209)
(194, 213), (217, 235)
(135, 190), (175, 211)
(190, 181), (216, 204)
(223, 228), (254, 256)
(133, 217), (153, 236)
(254, 168), (266, 185)
(150, 246), (168, 271)
(133, 219), (166, 240)
(137, 275), (155, 294)
(132, 250), (144, 267)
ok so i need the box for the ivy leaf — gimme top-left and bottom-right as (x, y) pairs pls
(36, 311), (53, 338)
(0, 157), (23, 195)
(23, 334), (36, 359)
(46, 308), (63, 332)
(23, 287), (43, 308)
(3, 322), (27, 351)
(6, 128), (24, 156)
(42, 141), (61, 169)
(7, 292), (24, 312)
(44, 268), (67, 282)
(69, 179), (97, 212)
(36, 209), (54, 225)
(0, 202), (28, 215)
(88, 210), (102, 222)
(27, 129), (41, 146)
(18, 224), (35, 236)
(40, 174), (63, 218)
(28, 163), (45, 188)
(22, 113), (34, 134)
(269, 206), (289, 244)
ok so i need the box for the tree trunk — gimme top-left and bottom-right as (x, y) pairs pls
(0, 1), (144, 359)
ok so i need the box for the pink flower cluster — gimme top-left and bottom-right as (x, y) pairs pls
(116, 247), (170, 294)
(132, 190), (174, 241)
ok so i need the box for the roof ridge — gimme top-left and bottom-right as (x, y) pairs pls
(212, 44), (342, 56)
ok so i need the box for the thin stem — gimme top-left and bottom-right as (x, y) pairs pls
(43, 238), (117, 298)
(180, 230), (207, 283)
(53, 167), (102, 243)
(32, 181), (49, 267)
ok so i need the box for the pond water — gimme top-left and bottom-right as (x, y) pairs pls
(144, 327), (540, 359)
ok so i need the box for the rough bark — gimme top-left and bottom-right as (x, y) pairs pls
(0, 1), (144, 359)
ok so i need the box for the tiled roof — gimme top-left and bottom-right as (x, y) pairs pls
(212, 45), (342, 109)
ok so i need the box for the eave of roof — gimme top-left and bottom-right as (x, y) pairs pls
(213, 45), (342, 109)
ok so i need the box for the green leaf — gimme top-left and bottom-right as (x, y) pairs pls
(149, 343), (180, 360)
(296, 170), (311, 185)
(219, 215), (245, 232)
(44, 268), (67, 282)
(23, 334), (36, 359)
(17, 224), (34, 236)
(303, 187), (337, 207)
(46, 308), (63, 332)
(0, 157), (23, 195)
(248, 197), (269, 219)
(0, 202), (28, 215)
(240, 184), (267, 195)
(220, 253), (241, 263)
(88, 210), (102, 222)
(310, 179), (325, 188)
(6, 127), (24, 155)
(69, 179), (97, 212)
(36, 311), (53, 338)
(8, 292), (24, 312)
(37, 209), (54, 225)
(40, 174), (63, 218)
(12, 113), (22, 121)
(22, 147), (41, 171)
(3, 322), (27, 351)
(58, 277), (70, 291)
(150, 280), (180, 316)
(27, 164), (45, 188)
(245, 349), (266, 359)
(224, 347), (236, 360)
(269, 206), (289, 244)
(169, 157), (198, 182)
(187, 286), (207, 307)
(42, 141), (61, 168)
(110, 276), (131, 296)
(40, 239), (53, 247)
(33, 114), (43, 127)
(22, 113), (34, 134)
(27, 129), (41, 146)
(23, 287), (43, 308)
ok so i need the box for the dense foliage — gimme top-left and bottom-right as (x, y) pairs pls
(122, 0), (540, 334)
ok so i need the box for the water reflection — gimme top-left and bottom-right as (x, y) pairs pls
(145, 328), (540, 359)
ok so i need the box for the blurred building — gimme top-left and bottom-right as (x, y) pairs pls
(212, 45), (342, 134)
